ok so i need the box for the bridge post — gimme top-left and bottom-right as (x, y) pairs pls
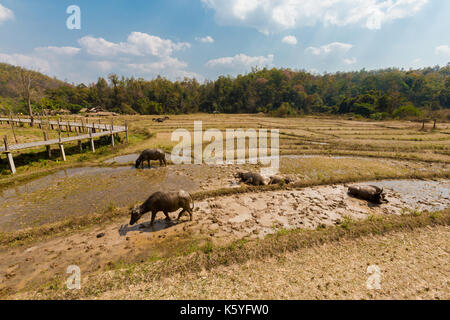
(43, 131), (51, 158)
(3, 136), (16, 174)
(38, 115), (42, 129)
(89, 128), (95, 152)
(8, 113), (18, 144)
(125, 120), (129, 144)
(110, 119), (115, 147)
(57, 122), (66, 161)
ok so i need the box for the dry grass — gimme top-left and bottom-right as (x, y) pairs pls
(92, 225), (449, 300)
(12, 209), (449, 299)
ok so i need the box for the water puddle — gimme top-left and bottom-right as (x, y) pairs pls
(0, 166), (198, 232)
(104, 152), (379, 165)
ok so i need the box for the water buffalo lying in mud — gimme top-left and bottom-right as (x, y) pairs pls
(129, 190), (194, 226)
(348, 185), (386, 204)
(269, 175), (292, 185)
(135, 149), (167, 168)
(235, 171), (265, 186)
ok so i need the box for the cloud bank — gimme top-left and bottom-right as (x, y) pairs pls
(0, 32), (201, 83)
(202, 0), (429, 33)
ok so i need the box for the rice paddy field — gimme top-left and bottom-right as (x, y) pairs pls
(0, 114), (449, 299)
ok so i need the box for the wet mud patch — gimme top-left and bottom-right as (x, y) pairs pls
(189, 179), (450, 241)
(0, 179), (448, 296)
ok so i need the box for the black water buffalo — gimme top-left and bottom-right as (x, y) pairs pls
(129, 190), (194, 226)
(235, 171), (265, 186)
(348, 185), (386, 203)
(135, 149), (167, 168)
(268, 175), (292, 185)
(152, 116), (169, 123)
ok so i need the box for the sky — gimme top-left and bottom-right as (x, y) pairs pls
(0, 0), (449, 84)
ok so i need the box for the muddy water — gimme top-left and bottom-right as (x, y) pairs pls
(104, 153), (372, 164)
(366, 179), (449, 212)
(104, 153), (192, 164)
(0, 166), (198, 232)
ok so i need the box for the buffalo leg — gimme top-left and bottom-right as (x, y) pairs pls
(148, 160), (151, 168)
(177, 209), (186, 220)
(163, 211), (171, 221)
(150, 212), (157, 225)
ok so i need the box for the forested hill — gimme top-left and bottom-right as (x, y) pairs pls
(0, 63), (68, 99)
(1, 62), (449, 119)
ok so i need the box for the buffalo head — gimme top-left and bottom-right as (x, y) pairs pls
(129, 205), (144, 225)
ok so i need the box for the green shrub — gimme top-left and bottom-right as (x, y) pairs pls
(393, 104), (422, 118)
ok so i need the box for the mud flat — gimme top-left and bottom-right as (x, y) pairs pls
(0, 153), (447, 232)
(0, 179), (447, 295)
(189, 179), (450, 241)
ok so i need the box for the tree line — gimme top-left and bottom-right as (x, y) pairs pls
(1, 62), (449, 119)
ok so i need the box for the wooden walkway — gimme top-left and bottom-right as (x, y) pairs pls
(0, 117), (129, 174)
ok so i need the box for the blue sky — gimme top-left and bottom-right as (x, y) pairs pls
(0, 0), (449, 84)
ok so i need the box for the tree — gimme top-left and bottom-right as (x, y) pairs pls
(18, 68), (35, 125)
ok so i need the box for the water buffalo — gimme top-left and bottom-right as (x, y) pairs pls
(152, 116), (169, 123)
(348, 185), (386, 203)
(129, 190), (194, 226)
(235, 171), (265, 186)
(135, 149), (167, 168)
(269, 175), (292, 185)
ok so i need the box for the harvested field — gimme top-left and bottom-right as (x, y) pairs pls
(0, 115), (449, 299)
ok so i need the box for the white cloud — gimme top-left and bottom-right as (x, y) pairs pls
(282, 35), (298, 45)
(305, 42), (353, 56)
(0, 32), (199, 83)
(0, 3), (14, 24)
(0, 53), (50, 73)
(195, 35), (215, 43)
(435, 45), (450, 58)
(34, 46), (81, 56)
(78, 32), (190, 57)
(127, 57), (188, 72)
(206, 53), (274, 69)
(343, 57), (357, 65)
(89, 61), (115, 73)
(202, 0), (428, 33)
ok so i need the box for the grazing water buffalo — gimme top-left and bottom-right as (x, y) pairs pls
(135, 149), (167, 168)
(129, 190), (194, 226)
(269, 175), (292, 185)
(152, 116), (169, 123)
(235, 171), (266, 186)
(348, 185), (386, 203)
